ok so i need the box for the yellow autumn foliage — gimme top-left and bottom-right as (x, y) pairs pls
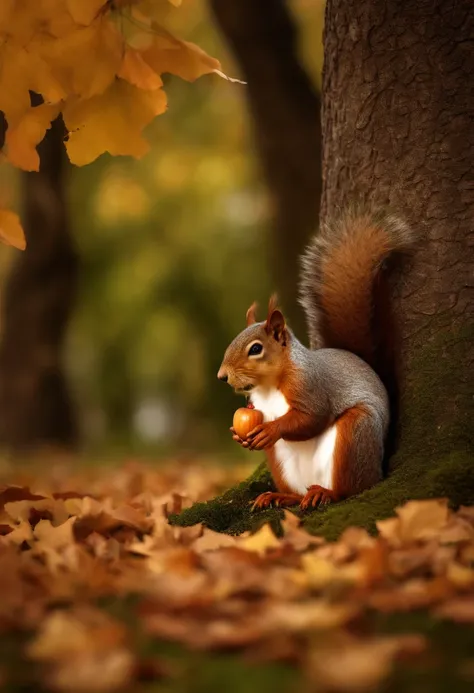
(0, 0), (227, 249)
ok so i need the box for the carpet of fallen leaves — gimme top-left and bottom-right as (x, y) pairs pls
(0, 458), (474, 693)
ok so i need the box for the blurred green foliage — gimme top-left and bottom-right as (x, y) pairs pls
(0, 0), (324, 457)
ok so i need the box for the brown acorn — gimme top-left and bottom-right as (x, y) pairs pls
(233, 407), (264, 439)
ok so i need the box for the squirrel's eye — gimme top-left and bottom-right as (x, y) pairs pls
(248, 342), (263, 357)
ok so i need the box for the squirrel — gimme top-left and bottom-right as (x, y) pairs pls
(217, 209), (414, 511)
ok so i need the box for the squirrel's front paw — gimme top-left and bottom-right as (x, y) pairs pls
(300, 485), (338, 510)
(230, 426), (249, 448)
(246, 422), (280, 450)
(251, 492), (301, 511)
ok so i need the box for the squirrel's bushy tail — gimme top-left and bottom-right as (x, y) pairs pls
(299, 209), (414, 366)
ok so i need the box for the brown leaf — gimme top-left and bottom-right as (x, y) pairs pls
(0, 520), (33, 545)
(67, 496), (153, 539)
(435, 597), (474, 623)
(281, 510), (323, 551)
(265, 601), (359, 633)
(308, 633), (426, 692)
(193, 528), (238, 553)
(0, 485), (46, 509)
(399, 499), (449, 541)
(439, 517), (474, 544)
(370, 577), (452, 612)
(28, 607), (128, 660)
(4, 498), (69, 526)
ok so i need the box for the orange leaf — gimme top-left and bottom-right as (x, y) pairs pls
(64, 80), (167, 166)
(5, 103), (61, 172)
(118, 47), (164, 90)
(0, 209), (26, 250)
(66, 0), (108, 25)
(142, 29), (221, 82)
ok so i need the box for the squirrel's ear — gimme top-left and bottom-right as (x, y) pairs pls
(246, 301), (258, 326)
(266, 309), (287, 345)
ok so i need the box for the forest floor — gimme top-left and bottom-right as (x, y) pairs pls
(0, 456), (474, 693)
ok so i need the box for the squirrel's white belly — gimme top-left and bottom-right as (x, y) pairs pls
(250, 387), (336, 495)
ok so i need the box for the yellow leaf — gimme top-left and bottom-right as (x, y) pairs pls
(63, 80), (167, 166)
(239, 524), (279, 554)
(0, 43), (66, 126)
(34, 517), (76, 550)
(0, 44), (36, 125)
(0, 209), (26, 250)
(447, 562), (474, 588)
(301, 554), (338, 589)
(142, 28), (221, 82)
(5, 103), (61, 172)
(66, 0), (108, 25)
(396, 499), (449, 542)
(118, 47), (163, 90)
(38, 15), (123, 99)
(2, 1), (77, 43)
(1, 520), (32, 544)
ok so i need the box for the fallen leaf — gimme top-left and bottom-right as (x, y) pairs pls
(5, 498), (69, 526)
(50, 650), (134, 693)
(0, 486), (46, 509)
(1, 520), (33, 545)
(265, 601), (358, 632)
(301, 554), (340, 589)
(377, 499), (450, 545)
(193, 528), (237, 553)
(281, 510), (323, 551)
(397, 499), (449, 542)
(28, 607), (127, 659)
(435, 598), (474, 623)
(308, 633), (426, 692)
(446, 562), (474, 588)
(238, 524), (280, 554)
(439, 517), (474, 544)
(33, 517), (76, 550)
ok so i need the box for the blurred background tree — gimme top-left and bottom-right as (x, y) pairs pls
(0, 0), (325, 459)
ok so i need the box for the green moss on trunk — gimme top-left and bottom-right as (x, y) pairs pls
(395, 323), (474, 464)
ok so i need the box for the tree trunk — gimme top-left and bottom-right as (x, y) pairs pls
(209, 0), (322, 337)
(0, 114), (78, 452)
(321, 0), (474, 464)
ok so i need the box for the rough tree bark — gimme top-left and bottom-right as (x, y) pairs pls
(0, 113), (78, 452)
(321, 0), (474, 464)
(210, 0), (322, 336)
